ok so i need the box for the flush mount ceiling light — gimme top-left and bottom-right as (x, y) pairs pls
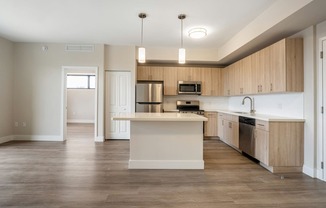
(138, 13), (147, 63)
(178, 14), (186, 64)
(188, 28), (207, 39)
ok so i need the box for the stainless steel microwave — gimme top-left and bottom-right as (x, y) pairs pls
(178, 81), (202, 95)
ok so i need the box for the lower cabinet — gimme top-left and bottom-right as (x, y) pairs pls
(255, 119), (304, 173)
(218, 113), (239, 149)
(204, 112), (218, 137)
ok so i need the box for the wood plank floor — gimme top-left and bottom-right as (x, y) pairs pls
(0, 123), (325, 208)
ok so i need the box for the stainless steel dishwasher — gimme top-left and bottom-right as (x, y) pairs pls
(239, 116), (256, 158)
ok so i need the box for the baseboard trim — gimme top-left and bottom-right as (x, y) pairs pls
(95, 136), (104, 142)
(128, 160), (204, 169)
(14, 135), (63, 142)
(303, 165), (317, 178)
(0, 135), (14, 144)
(67, 119), (94, 124)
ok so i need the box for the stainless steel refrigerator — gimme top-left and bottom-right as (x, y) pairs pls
(136, 83), (163, 112)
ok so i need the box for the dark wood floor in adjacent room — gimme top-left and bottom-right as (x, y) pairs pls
(0, 123), (325, 208)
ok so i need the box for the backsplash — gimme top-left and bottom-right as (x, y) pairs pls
(228, 93), (304, 118)
(163, 95), (228, 111)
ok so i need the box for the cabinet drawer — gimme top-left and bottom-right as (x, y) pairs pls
(225, 114), (238, 122)
(256, 120), (269, 131)
(205, 112), (217, 118)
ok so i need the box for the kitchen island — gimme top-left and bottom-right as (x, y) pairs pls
(112, 113), (208, 169)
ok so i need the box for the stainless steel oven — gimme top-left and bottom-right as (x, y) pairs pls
(239, 116), (256, 158)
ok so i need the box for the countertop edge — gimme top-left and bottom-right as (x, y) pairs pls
(208, 109), (305, 122)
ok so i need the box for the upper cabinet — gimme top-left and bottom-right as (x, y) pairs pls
(269, 38), (303, 93)
(137, 66), (223, 96)
(226, 37), (303, 96)
(163, 67), (178, 96)
(137, 66), (164, 81)
(136, 37), (302, 97)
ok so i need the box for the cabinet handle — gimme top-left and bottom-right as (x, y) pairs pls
(257, 85), (260, 93)
(270, 83), (273, 92)
(257, 124), (265, 127)
(229, 122), (232, 128)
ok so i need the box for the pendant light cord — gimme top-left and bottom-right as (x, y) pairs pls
(138, 13), (146, 47)
(178, 14), (186, 48)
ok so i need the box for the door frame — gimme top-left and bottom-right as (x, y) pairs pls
(61, 66), (99, 142)
(317, 37), (326, 181)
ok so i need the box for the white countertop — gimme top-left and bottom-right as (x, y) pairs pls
(212, 109), (305, 122)
(112, 113), (208, 122)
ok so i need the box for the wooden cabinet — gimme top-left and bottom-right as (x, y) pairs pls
(222, 37), (303, 96)
(222, 67), (230, 96)
(220, 114), (239, 149)
(204, 112), (218, 137)
(211, 68), (223, 96)
(255, 120), (269, 165)
(163, 67), (178, 95)
(254, 119), (304, 173)
(269, 38), (303, 93)
(200, 68), (212, 96)
(217, 113), (224, 139)
(177, 67), (201, 81)
(137, 66), (164, 81)
(239, 56), (253, 95)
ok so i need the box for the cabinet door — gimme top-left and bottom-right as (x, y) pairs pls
(217, 113), (224, 139)
(261, 47), (271, 93)
(163, 67), (178, 95)
(137, 66), (150, 80)
(211, 68), (222, 96)
(270, 39), (286, 92)
(222, 68), (230, 96)
(150, 66), (164, 81)
(201, 68), (212, 96)
(229, 121), (239, 148)
(232, 62), (241, 95)
(177, 67), (201, 81)
(255, 129), (269, 165)
(204, 112), (218, 137)
(137, 66), (163, 81)
(228, 64), (236, 96)
(240, 57), (253, 94)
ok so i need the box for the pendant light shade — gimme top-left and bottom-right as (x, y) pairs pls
(138, 13), (147, 63)
(179, 48), (186, 64)
(138, 47), (146, 63)
(178, 14), (186, 64)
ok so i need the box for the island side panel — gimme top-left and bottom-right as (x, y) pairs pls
(129, 121), (204, 169)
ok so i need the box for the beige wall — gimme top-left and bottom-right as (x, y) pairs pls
(0, 37), (14, 139)
(13, 43), (105, 138)
(67, 89), (95, 123)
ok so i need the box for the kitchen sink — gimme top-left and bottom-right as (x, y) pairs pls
(233, 111), (250, 114)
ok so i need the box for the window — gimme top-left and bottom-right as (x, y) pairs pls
(67, 75), (96, 89)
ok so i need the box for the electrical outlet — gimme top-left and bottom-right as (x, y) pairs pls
(22, 122), (26, 127)
(14, 122), (18, 127)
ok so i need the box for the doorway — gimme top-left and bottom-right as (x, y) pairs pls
(61, 66), (98, 142)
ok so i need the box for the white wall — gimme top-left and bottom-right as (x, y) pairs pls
(228, 93), (304, 118)
(0, 37), (14, 141)
(13, 43), (105, 140)
(67, 89), (95, 123)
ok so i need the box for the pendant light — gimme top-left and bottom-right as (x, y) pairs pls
(178, 14), (186, 64)
(138, 13), (147, 63)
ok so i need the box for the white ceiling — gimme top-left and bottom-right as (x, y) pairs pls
(0, 0), (275, 48)
(1, 0), (326, 64)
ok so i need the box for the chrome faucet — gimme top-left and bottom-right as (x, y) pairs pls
(242, 96), (256, 114)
